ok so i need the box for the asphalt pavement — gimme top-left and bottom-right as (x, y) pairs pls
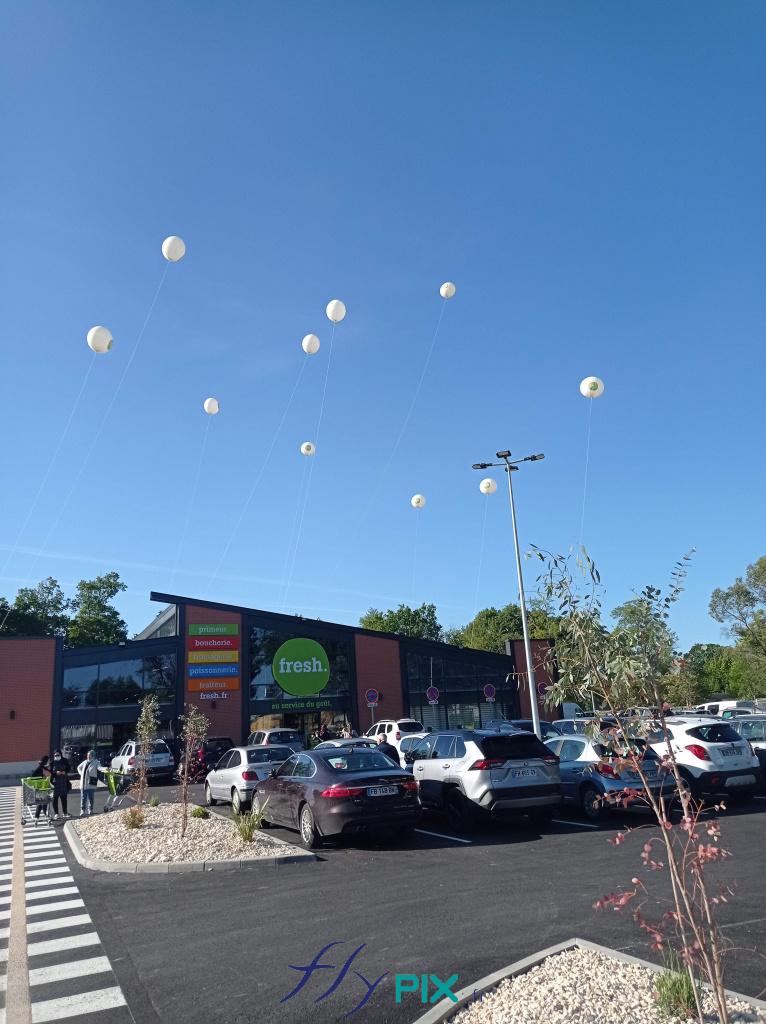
(52, 787), (766, 1024)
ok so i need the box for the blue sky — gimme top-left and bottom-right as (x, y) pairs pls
(1, 1), (764, 650)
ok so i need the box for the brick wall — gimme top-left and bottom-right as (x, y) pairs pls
(513, 639), (558, 722)
(184, 605), (244, 743)
(0, 637), (57, 765)
(354, 634), (404, 732)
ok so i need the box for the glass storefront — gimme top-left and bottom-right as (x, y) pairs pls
(62, 654), (176, 708)
(403, 647), (518, 730)
(248, 622), (353, 745)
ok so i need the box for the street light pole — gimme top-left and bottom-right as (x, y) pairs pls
(472, 450), (545, 739)
(500, 456), (541, 740)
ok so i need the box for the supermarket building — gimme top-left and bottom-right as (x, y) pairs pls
(0, 592), (555, 777)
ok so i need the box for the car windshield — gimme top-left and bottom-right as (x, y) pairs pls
(205, 738), (233, 753)
(270, 731), (301, 744)
(479, 734), (551, 760)
(734, 721), (766, 741)
(686, 724), (745, 743)
(247, 747), (291, 764)
(398, 721), (423, 733)
(322, 752), (399, 772)
(148, 742), (170, 754)
(593, 739), (658, 760)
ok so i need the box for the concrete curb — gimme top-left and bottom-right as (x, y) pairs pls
(411, 937), (766, 1024)
(62, 818), (317, 873)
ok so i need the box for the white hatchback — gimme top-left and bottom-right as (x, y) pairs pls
(364, 719), (424, 754)
(650, 717), (761, 800)
(110, 739), (175, 783)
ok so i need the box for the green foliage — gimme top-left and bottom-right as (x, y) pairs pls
(234, 802), (268, 842)
(67, 571), (128, 647)
(123, 806), (145, 830)
(148, 795), (160, 808)
(359, 603), (443, 641)
(709, 556), (766, 659)
(191, 805), (209, 819)
(135, 694), (160, 808)
(655, 953), (698, 1020)
(447, 600), (560, 653)
(7, 578), (70, 638)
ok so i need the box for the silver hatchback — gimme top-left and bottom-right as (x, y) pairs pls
(407, 729), (561, 832)
(205, 745), (293, 813)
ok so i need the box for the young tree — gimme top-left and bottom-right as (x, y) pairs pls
(359, 603), (443, 641)
(134, 694), (160, 811)
(67, 571), (128, 647)
(536, 548), (735, 1024)
(178, 704), (208, 839)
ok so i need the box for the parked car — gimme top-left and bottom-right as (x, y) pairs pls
(406, 728), (561, 832)
(110, 739), (175, 783)
(398, 733), (428, 770)
(552, 717), (617, 736)
(545, 735), (673, 821)
(364, 719), (424, 754)
(650, 717), (762, 800)
(247, 728), (304, 752)
(695, 700), (753, 717)
(314, 738), (378, 751)
(721, 708), (757, 720)
(728, 715), (766, 788)
(176, 736), (235, 780)
(486, 719), (562, 742)
(252, 748), (421, 848)
(205, 745), (293, 813)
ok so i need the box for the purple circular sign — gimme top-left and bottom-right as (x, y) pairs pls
(483, 683), (496, 701)
(425, 685), (440, 703)
(365, 688), (379, 705)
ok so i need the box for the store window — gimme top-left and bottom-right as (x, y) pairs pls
(62, 665), (99, 708)
(61, 653), (177, 709)
(404, 648), (517, 729)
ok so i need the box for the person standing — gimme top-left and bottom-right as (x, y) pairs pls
(376, 732), (400, 765)
(77, 750), (99, 816)
(30, 755), (51, 823)
(49, 749), (71, 820)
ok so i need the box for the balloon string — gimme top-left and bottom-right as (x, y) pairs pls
(314, 322), (336, 445)
(170, 414), (212, 590)
(411, 510), (420, 605)
(0, 354), (97, 625)
(280, 457), (311, 611)
(332, 298), (448, 576)
(207, 357), (308, 590)
(468, 497), (490, 649)
(579, 399), (594, 549)
(29, 263), (170, 577)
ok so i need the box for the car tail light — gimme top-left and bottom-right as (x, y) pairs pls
(685, 744), (711, 761)
(196, 749), (205, 762)
(242, 771), (258, 781)
(595, 761), (618, 778)
(319, 785), (365, 798)
(469, 759), (506, 770)
(127, 756), (136, 766)
(402, 781), (418, 794)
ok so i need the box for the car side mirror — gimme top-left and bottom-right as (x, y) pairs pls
(404, 752), (415, 764)
(269, 768), (278, 778)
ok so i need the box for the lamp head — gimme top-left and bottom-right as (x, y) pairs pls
(496, 450), (512, 459)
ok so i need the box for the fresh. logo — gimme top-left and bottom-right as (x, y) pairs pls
(272, 638), (330, 697)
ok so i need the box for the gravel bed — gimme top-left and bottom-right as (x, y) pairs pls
(72, 803), (287, 862)
(452, 948), (765, 1024)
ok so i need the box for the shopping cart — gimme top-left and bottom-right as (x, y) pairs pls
(21, 777), (53, 827)
(99, 768), (135, 811)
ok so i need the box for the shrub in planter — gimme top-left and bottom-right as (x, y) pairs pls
(123, 807), (145, 830)
(191, 806), (209, 820)
(234, 801), (268, 842)
(148, 795), (160, 808)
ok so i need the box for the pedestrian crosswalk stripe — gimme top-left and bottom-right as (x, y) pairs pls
(27, 932), (101, 957)
(28, 955), (112, 986)
(27, 914), (92, 934)
(26, 887), (79, 901)
(30, 985), (127, 1022)
(27, 899), (85, 916)
(25, 867), (71, 878)
(23, 859), (67, 869)
(26, 877), (74, 889)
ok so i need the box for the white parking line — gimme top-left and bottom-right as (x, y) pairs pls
(27, 914), (92, 935)
(415, 828), (472, 844)
(552, 819), (601, 830)
(30, 985), (126, 1022)
(28, 955), (112, 986)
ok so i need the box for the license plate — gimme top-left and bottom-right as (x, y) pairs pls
(726, 775), (755, 788)
(510, 768), (538, 779)
(368, 786), (398, 797)
(720, 747), (736, 757)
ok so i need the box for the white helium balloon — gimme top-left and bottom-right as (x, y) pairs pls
(162, 236), (186, 262)
(439, 281), (456, 299)
(479, 478), (497, 495)
(411, 494), (426, 509)
(302, 334), (320, 355)
(203, 398), (220, 415)
(579, 376), (605, 399)
(300, 441), (316, 456)
(326, 299), (347, 323)
(86, 326), (113, 354)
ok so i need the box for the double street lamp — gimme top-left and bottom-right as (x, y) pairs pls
(472, 451), (545, 739)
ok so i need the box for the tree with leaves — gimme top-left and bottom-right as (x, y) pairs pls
(178, 704), (208, 839)
(0, 577), (70, 638)
(446, 600), (560, 653)
(359, 603), (443, 641)
(67, 571), (128, 647)
(709, 556), (766, 660)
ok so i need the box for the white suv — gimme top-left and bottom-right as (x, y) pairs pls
(650, 717), (761, 800)
(364, 719), (424, 754)
(110, 739), (175, 782)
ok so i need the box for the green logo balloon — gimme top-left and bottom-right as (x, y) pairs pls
(272, 638), (330, 697)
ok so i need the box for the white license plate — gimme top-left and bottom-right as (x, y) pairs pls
(510, 768), (538, 779)
(368, 786), (398, 797)
(720, 747), (737, 757)
(726, 775), (755, 788)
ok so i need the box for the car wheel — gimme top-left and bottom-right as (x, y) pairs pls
(299, 804), (321, 849)
(581, 785), (608, 821)
(204, 784), (217, 807)
(232, 789), (249, 814)
(445, 789), (478, 834)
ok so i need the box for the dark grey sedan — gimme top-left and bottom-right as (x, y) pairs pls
(252, 748), (421, 848)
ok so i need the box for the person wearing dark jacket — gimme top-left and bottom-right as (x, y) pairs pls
(30, 755), (51, 822)
(49, 750), (71, 819)
(376, 734), (401, 765)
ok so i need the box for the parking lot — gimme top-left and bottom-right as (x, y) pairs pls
(54, 787), (766, 1024)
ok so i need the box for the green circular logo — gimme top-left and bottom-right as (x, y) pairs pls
(272, 638), (330, 697)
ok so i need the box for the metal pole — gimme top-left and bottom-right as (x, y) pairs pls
(503, 461), (542, 739)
